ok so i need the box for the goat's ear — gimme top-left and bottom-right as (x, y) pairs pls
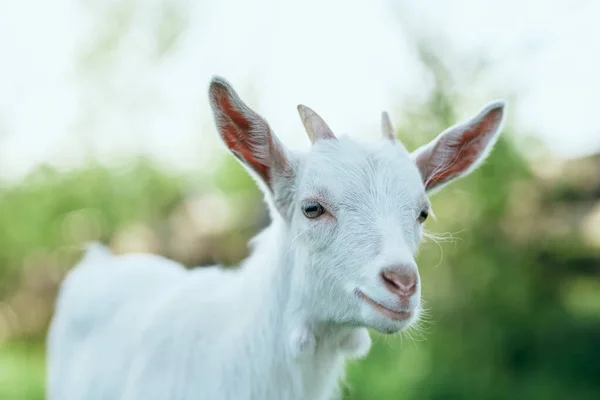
(209, 76), (291, 191)
(411, 101), (505, 192)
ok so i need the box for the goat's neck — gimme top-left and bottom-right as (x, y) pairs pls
(219, 216), (370, 399)
(240, 216), (352, 359)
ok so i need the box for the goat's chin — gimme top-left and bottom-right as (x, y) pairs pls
(352, 292), (422, 334)
(366, 308), (421, 335)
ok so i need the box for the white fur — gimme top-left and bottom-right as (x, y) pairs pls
(46, 77), (505, 400)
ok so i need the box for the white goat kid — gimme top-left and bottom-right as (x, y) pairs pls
(46, 76), (505, 400)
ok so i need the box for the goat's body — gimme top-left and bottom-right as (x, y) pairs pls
(47, 223), (349, 400)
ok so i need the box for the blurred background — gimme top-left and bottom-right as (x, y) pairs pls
(1, 0), (599, 399)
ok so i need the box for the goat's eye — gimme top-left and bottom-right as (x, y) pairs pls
(302, 201), (325, 218)
(418, 208), (429, 223)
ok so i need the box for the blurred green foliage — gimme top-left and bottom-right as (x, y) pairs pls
(0, 159), (184, 294)
(0, 340), (45, 400)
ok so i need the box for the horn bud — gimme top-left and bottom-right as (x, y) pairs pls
(381, 111), (395, 141)
(297, 105), (337, 143)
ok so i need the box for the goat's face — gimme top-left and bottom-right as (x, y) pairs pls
(289, 138), (427, 333)
(209, 77), (505, 334)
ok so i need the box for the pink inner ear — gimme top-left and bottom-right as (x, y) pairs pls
(215, 90), (270, 183)
(425, 109), (500, 190)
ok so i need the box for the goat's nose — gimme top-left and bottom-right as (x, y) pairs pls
(381, 268), (417, 299)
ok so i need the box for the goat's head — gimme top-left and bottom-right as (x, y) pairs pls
(209, 76), (505, 334)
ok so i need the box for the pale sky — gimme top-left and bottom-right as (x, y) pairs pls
(0, 0), (599, 181)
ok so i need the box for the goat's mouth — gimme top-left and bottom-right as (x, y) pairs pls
(355, 290), (412, 321)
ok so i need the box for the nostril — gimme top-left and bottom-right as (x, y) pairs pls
(381, 271), (400, 290)
(381, 269), (417, 298)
